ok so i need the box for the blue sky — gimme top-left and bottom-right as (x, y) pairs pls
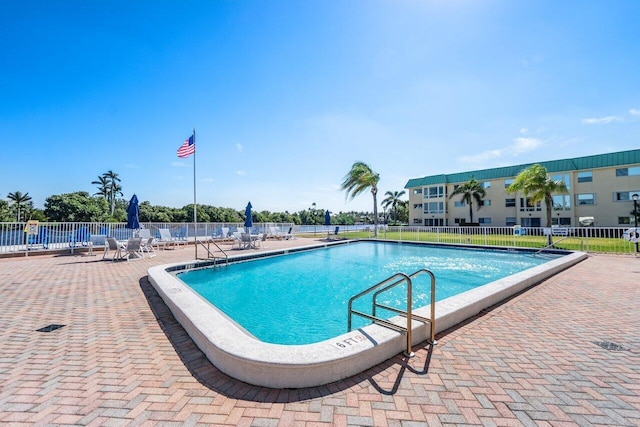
(1, 0), (639, 214)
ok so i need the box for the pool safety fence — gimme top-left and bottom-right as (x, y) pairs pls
(0, 221), (637, 256)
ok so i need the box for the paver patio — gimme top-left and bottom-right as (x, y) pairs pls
(0, 239), (638, 426)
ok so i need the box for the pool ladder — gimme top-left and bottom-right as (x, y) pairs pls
(196, 238), (229, 266)
(348, 269), (436, 357)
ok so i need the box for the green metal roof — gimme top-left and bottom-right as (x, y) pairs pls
(405, 149), (640, 188)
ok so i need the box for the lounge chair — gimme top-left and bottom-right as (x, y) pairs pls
(69, 226), (90, 249)
(89, 235), (107, 256)
(105, 237), (125, 260)
(327, 226), (340, 240)
(173, 227), (188, 246)
(122, 237), (143, 261)
(282, 227), (295, 240)
(240, 233), (260, 249)
(231, 232), (243, 249)
(157, 229), (176, 250)
(141, 237), (156, 258)
(212, 227), (230, 241)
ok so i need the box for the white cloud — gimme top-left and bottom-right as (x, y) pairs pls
(520, 128), (528, 135)
(581, 116), (623, 124)
(458, 136), (544, 164)
(512, 137), (543, 154)
(236, 170), (247, 176)
(629, 109), (640, 116)
(236, 143), (243, 152)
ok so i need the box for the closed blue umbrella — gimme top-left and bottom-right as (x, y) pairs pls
(324, 210), (331, 226)
(126, 194), (140, 230)
(244, 202), (253, 229)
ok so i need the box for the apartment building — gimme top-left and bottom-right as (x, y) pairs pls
(405, 149), (640, 228)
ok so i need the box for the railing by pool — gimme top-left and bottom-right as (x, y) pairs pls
(0, 222), (637, 256)
(0, 221), (294, 256)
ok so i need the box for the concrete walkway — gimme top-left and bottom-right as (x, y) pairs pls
(0, 239), (638, 426)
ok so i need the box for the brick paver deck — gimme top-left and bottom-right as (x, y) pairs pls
(1, 239), (638, 426)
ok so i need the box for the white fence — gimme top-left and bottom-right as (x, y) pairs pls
(0, 222), (294, 255)
(364, 225), (638, 254)
(0, 222), (637, 256)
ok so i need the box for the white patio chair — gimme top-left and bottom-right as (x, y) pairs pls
(231, 232), (243, 249)
(158, 229), (175, 250)
(122, 238), (143, 261)
(105, 237), (126, 261)
(141, 237), (156, 258)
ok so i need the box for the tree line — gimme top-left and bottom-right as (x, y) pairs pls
(1, 168), (409, 225)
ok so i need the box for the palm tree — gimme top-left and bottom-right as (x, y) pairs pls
(93, 170), (123, 215)
(7, 191), (32, 222)
(92, 175), (110, 199)
(341, 162), (380, 237)
(506, 164), (569, 231)
(382, 190), (406, 224)
(449, 178), (486, 224)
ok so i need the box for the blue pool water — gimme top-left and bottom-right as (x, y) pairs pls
(178, 242), (560, 345)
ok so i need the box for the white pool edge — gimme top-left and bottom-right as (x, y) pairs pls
(148, 246), (587, 388)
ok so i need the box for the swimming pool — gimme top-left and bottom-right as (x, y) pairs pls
(148, 240), (586, 388)
(177, 242), (559, 345)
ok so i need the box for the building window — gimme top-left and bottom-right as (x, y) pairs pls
(478, 217), (491, 224)
(553, 195), (571, 210)
(413, 218), (423, 224)
(616, 167), (640, 177)
(454, 201), (465, 208)
(482, 200), (491, 206)
(504, 179), (514, 188)
(505, 198), (516, 207)
(577, 171), (592, 183)
(577, 193), (595, 205)
(413, 188), (422, 194)
(614, 191), (640, 202)
(552, 217), (571, 226)
(552, 173), (571, 190)
(506, 217), (517, 226)
(424, 185), (444, 198)
(618, 217), (632, 225)
(413, 203), (423, 209)
(424, 201), (444, 214)
(454, 218), (466, 224)
(520, 197), (541, 211)
(482, 181), (491, 189)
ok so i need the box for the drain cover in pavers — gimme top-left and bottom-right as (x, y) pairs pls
(36, 324), (65, 333)
(593, 341), (626, 351)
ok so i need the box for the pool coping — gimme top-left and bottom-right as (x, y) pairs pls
(147, 240), (587, 388)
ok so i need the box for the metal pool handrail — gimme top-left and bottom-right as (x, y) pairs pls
(196, 238), (229, 266)
(348, 269), (437, 357)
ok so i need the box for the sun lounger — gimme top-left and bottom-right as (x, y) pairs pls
(158, 229), (176, 250)
(327, 226), (340, 240)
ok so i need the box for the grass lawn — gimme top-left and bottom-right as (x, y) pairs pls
(303, 230), (636, 254)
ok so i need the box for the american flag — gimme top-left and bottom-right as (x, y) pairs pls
(177, 134), (195, 158)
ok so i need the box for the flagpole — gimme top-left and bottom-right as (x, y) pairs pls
(193, 128), (197, 259)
